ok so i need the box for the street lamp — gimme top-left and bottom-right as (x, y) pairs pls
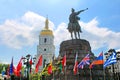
(22, 54), (36, 80)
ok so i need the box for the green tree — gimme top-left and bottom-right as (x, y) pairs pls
(0, 63), (9, 73)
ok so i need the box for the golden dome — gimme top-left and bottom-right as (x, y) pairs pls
(40, 18), (53, 36)
(40, 29), (53, 36)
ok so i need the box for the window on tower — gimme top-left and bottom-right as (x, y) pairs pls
(44, 38), (47, 43)
(43, 59), (46, 68)
(44, 48), (46, 51)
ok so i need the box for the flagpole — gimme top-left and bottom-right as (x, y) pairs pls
(52, 55), (54, 80)
(52, 65), (55, 80)
(59, 71), (60, 80)
(103, 51), (105, 80)
(89, 68), (92, 80)
(103, 68), (106, 80)
(117, 63), (119, 80)
(77, 66), (79, 80)
(65, 66), (67, 80)
(20, 70), (22, 80)
(112, 64), (115, 80)
(53, 71), (54, 80)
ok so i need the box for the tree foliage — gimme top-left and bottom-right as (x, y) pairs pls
(0, 63), (9, 73)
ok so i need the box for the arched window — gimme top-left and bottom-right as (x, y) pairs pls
(44, 38), (47, 43)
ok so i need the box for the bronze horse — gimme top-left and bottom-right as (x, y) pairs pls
(67, 8), (88, 39)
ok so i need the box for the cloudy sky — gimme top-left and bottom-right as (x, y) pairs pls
(0, 0), (120, 65)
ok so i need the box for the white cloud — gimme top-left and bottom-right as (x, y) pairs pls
(0, 60), (9, 64)
(0, 11), (54, 49)
(116, 49), (120, 52)
(0, 11), (120, 52)
(54, 22), (70, 46)
(80, 18), (120, 50)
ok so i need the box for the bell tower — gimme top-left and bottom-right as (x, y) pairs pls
(36, 18), (55, 72)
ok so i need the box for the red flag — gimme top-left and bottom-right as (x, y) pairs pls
(14, 67), (20, 77)
(89, 52), (104, 69)
(47, 64), (52, 74)
(13, 67), (17, 76)
(16, 58), (22, 76)
(13, 66), (16, 75)
(35, 65), (39, 73)
(29, 57), (32, 65)
(38, 55), (42, 66)
(35, 55), (42, 73)
(73, 53), (78, 75)
(62, 54), (66, 67)
(17, 58), (22, 71)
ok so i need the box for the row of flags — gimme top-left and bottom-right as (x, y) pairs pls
(39, 54), (67, 75)
(40, 50), (117, 75)
(2, 56), (35, 78)
(9, 57), (23, 77)
(2, 54), (44, 78)
(2, 50), (117, 77)
(72, 50), (117, 74)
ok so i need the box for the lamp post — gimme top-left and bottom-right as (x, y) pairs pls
(41, 59), (46, 80)
(22, 54), (36, 80)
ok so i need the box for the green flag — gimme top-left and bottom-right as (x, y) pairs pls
(59, 62), (62, 72)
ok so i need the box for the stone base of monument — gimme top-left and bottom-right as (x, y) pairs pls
(45, 39), (111, 80)
(59, 39), (94, 64)
(58, 39), (94, 80)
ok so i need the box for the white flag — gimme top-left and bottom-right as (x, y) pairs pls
(103, 51), (117, 68)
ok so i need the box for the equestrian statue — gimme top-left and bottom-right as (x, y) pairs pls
(67, 8), (88, 39)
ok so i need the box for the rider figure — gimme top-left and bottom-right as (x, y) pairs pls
(68, 8), (88, 39)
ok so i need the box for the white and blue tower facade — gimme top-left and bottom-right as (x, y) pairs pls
(36, 18), (55, 72)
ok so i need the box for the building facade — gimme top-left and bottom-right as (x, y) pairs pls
(36, 18), (55, 72)
(104, 49), (120, 80)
